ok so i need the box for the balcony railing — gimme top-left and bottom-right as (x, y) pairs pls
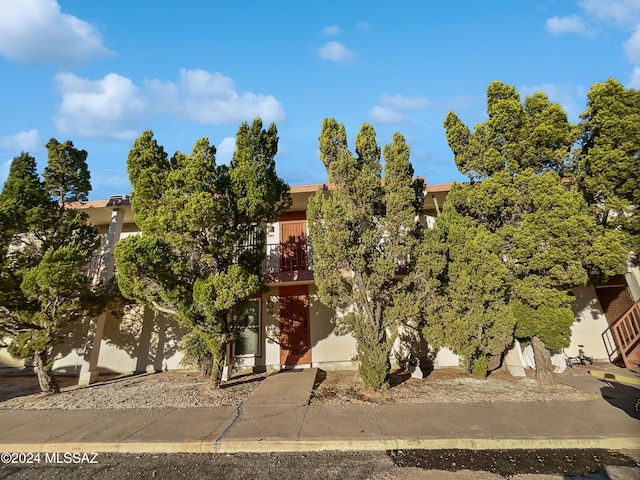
(262, 241), (313, 274)
(84, 241), (313, 287)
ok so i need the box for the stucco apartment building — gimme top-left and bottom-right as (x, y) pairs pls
(2, 183), (638, 381)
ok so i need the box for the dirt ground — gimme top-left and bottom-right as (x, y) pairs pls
(0, 364), (602, 410)
(310, 367), (601, 406)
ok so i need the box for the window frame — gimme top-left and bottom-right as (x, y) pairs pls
(232, 297), (262, 358)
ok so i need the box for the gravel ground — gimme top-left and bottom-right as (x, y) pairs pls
(0, 370), (268, 410)
(0, 364), (602, 410)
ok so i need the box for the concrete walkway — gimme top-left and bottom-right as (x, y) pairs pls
(0, 368), (638, 454)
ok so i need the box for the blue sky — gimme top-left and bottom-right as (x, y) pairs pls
(0, 0), (638, 200)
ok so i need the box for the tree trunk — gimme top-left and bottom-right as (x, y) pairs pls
(33, 351), (60, 394)
(531, 336), (555, 385)
(206, 335), (227, 389)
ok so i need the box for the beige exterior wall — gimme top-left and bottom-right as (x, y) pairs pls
(231, 285), (359, 372)
(51, 305), (187, 375)
(309, 284), (358, 370)
(0, 344), (24, 369)
(568, 285), (610, 360)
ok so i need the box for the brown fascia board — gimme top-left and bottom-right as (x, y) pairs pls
(66, 200), (112, 209)
(426, 183), (452, 193)
(67, 182), (452, 212)
(291, 179), (453, 194)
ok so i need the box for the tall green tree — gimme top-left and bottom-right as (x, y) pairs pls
(308, 119), (424, 390)
(0, 142), (103, 393)
(421, 81), (627, 382)
(419, 202), (515, 376)
(114, 119), (291, 386)
(573, 78), (640, 263)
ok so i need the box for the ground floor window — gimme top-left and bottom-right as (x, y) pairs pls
(234, 298), (260, 356)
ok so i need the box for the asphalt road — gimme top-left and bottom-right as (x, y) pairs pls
(1, 449), (638, 480)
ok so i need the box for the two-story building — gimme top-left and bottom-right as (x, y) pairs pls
(3, 182), (637, 381)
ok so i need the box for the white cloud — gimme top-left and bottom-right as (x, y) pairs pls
(368, 106), (408, 125)
(0, 129), (42, 153)
(579, 0), (640, 28)
(380, 94), (431, 111)
(216, 136), (236, 165)
(318, 41), (355, 64)
(624, 24), (640, 63)
(630, 67), (640, 88)
(368, 93), (433, 125)
(53, 69), (286, 141)
(0, 0), (112, 67)
(546, 2), (640, 87)
(322, 25), (340, 35)
(53, 72), (146, 141)
(149, 69), (286, 125)
(545, 15), (590, 35)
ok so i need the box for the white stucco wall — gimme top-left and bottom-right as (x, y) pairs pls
(568, 286), (610, 360)
(432, 347), (461, 368)
(626, 265), (640, 301)
(233, 285), (359, 371)
(309, 285), (358, 369)
(52, 305), (187, 375)
(0, 343), (25, 370)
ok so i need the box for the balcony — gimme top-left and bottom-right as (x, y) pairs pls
(262, 241), (314, 283)
(84, 240), (314, 288)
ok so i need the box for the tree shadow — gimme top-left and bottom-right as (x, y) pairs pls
(220, 371), (268, 389)
(598, 379), (640, 419)
(388, 369), (411, 387)
(49, 304), (187, 376)
(0, 372), (127, 403)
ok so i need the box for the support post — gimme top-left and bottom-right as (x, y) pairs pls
(78, 208), (124, 386)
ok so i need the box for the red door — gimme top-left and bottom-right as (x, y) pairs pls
(280, 213), (307, 272)
(279, 285), (311, 366)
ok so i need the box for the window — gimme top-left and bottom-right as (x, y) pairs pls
(234, 299), (260, 356)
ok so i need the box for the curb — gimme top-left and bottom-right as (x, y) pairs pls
(214, 437), (640, 453)
(5, 437), (637, 455)
(588, 370), (640, 387)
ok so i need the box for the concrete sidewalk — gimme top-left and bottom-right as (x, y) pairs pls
(0, 368), (638, 454)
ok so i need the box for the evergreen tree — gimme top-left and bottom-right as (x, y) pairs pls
(0, 143), (103, 394)
(573, 78), (640, 263)
(114, 119), (291, 386)
(422, 81), (627, 382)
(308, 119), (424, 390)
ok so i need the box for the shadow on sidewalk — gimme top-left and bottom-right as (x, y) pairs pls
(598, 380), (640, 419)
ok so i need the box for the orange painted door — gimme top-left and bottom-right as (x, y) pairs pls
(280, 220), (307, 271)
(279, 285), (311, 365)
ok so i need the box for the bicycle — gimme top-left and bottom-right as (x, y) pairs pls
(564, 345), (594, 368)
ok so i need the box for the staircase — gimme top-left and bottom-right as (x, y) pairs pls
(602, 299), (640, 368)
